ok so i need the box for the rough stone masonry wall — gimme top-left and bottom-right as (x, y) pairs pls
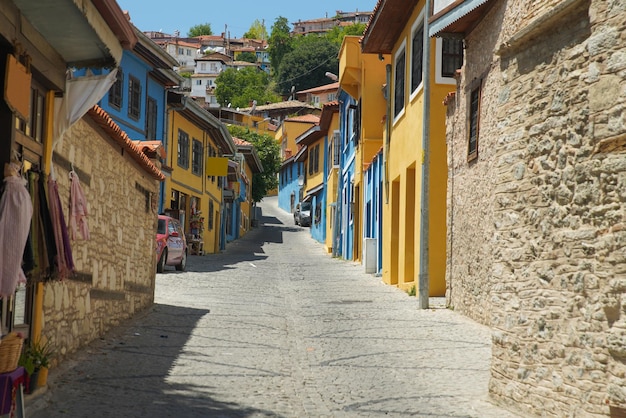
(446, 0), (626, 416)
(41, 117), (159, 362)
(444, 0), (508, 326)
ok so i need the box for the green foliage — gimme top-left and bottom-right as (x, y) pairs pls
(18, 339), (54, 375)
(243, 19), (268, 40)
(215, 67), (280, 108)
(267, 16), (293, 75)
(325, 23), (367, 46)
(188, 23), (213, 37)
(238, 51), (257, 63)
(227, 125), (281, 202)
(407, 285), (416, 297)
(179, 72), (192, 78)
(275, 35), (339, 95)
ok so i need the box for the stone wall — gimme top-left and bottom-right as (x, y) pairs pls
(42, 115), (160, 361)
(447, 0), (626, 416)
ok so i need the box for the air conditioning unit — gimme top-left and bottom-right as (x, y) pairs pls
(363, 238), (377, 274)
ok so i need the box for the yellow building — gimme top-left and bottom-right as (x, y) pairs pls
(165, 92), (236, 255)
(339, 36), (389, 264)
(322, 106), (341, 253)
(362, 0), (458, 297)
(276, 114), (321, 161)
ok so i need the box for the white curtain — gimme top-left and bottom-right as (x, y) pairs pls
(53, 69), (118, 146)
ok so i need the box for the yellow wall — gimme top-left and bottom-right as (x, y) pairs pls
(324, 112), (340, 253)
(166, 109), (223, 254)
(280, 120), (316, 158)
(379, 2), (447, 296)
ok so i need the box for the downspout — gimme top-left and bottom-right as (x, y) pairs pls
(418, 0), (432, 309)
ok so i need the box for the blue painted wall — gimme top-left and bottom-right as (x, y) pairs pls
(278, 160), (303, 218)
(336, 91), (357, 260)
(364, 150), (383, 273)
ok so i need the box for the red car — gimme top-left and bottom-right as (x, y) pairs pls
(156, 215), (187, 273)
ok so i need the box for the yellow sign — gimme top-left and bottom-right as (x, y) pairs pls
(205, 157), (228, 176)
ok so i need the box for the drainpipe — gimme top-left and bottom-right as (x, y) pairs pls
(418, 0), (432, 309)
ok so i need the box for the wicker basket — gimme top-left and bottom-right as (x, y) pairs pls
(0, 332), (24, 373)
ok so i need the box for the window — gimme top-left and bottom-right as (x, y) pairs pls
(467, 82), (482, 162)
(200, 63), (207, 71)
(308, 145), (320, 175)
(441, 38), (464, 78)
(192, 139), (203, 175)
(177, 129), (190, 168)
(411, 21), (424, 93)
(196, 79), (202, 85)
(394, 45), (406, 119)
(128, 75), (141, 120)
(108, 70), (123, 109)
(332, 131), (340, 167)
(186, 49), (192, 56)
(178, 47), (184, 54)
(208, 200), (214, 230)
(146, 97), (157, 139)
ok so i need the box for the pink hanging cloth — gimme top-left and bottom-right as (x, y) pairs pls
(0, 162), (33, 298)
(69, 170), (90, 240)
(47, 175), (74, 280)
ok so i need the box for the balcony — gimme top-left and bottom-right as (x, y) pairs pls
(339, 36), (362, 99)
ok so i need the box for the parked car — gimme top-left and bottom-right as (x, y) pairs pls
(156, 215), (187, 272)
(294, 201), (312, 227)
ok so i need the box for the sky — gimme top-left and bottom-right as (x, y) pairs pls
(117, 0), (378, 38)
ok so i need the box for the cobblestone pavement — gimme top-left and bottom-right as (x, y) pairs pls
(28, 196), (524, 418)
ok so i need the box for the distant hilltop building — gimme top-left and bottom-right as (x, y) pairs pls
(292, 9), (372, 35)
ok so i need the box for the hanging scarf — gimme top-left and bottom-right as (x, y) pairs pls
(47, 176), (74, 280)
(69, 170), (90, 240)
(0, 166), (33, 297)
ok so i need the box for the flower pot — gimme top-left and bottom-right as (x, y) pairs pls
(37, 366), (48, 387)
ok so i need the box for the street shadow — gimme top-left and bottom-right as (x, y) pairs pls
(180, 206), (301, 273)
(35, 303), (285, 418)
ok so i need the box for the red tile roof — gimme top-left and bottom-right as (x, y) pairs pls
(285, 114), (320, 123)
(232, 137), (252, 146)
(87, 105), (165, 181)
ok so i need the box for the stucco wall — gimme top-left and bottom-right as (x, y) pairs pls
(42, 116), (159, 361)
(446, 0), (626, 415)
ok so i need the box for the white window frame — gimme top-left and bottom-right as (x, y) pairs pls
(410, 9), (426, 101)
(435, 37), (458, 85)
(393, 39), (407, 125)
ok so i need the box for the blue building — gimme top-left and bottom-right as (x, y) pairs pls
(278, 157), (303, 216)
(334, 90), (358, 260)
(83, 27), (179, 214)
(363, 149), (384, 274)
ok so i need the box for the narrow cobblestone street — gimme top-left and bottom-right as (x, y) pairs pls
(28, 196), (522, 418)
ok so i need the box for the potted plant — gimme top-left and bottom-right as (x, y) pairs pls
(18, 338), (53, 393)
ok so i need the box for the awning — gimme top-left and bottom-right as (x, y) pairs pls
(305, 183), (324, 196)
(429, 0), (493, 37)
(12, 0), (135, 68)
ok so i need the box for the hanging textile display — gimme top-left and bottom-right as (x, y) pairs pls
(47, 176), (74, 280)
(0, 162), (33, 298)
(69, 170), (89, 240)
(35, 171), (58, 280)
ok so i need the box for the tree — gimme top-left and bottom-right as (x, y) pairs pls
(227, 126), (281, 202)
(188, 23), (212, 37)
(215, 67), (280, 108)
(275, 36), (339, 96)
(267, 16), (293, 74)
(238, 51), (257, 63)
(243, 19), (268, 40)
(325, 23), (367, 46)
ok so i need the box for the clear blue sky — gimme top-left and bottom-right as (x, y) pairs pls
(117, 1), (378, 38)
